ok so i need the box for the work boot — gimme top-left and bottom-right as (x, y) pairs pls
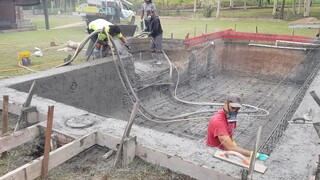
(93, 49), (101, 59)
(151, 52), (157, 62)
(154, 53), (163, 65)
(155, 60), (163, 65)
(101, 45), (110, 57)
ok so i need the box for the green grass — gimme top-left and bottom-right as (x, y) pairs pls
(160, 5), (320, 20)
(0, 13), (319, 78)
(32, 16), (83, 29)
(160, 18), (318, 38)
(0, 27), (88, 77)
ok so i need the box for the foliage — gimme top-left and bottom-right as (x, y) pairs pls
(199, 0), (216, 17)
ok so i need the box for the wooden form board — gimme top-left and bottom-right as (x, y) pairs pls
(1, 129), (259, 180)
(213, 151), (267, 174)
(0, 125), (40, 154)
(0, 132), (96, 180)
(97, 132), (239, 180)
(136, 146), (238, 180)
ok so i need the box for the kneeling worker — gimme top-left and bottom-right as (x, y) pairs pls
(206, 94), (269, 161)
(87, 19), (130, 59)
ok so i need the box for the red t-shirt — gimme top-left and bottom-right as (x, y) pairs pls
(206, 109), (236, 150)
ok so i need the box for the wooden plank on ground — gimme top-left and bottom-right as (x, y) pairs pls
(0, 132), (97, 180)
(0, 125), (40, 154)
(213, 151), (267, 174)
(136, 145), (238, 180)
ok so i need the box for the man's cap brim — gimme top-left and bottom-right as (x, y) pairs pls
(230, 102), (242, 108)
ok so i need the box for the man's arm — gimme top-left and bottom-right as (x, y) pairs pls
(218, 135), (251, 157)
(119, 36), (127, 44)
(118, 35), (130, 49)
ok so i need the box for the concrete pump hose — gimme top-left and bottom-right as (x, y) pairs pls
(55, 29), (103, 68)
(108, 32), (269, 122)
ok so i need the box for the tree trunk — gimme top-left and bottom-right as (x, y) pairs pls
(71, 0), (76, 11)
(244, 0), (247, 10)
(194, 0), (196, 12)
(298, 0), (303, 14)
(230, 0), (234, 8)
(304, 0), (311, 17)
(292, 0), (296, 13)
(272, 0), (278, 16)
(64, 0), (67, 13)
(216, 0), (220, 18)
(280, 0), (285, 19)
(258, 0), (262, 7)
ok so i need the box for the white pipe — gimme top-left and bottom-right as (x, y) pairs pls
(275, 40), (320, 46)
(249, 43), (307, 51)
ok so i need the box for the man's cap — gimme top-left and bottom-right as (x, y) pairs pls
(226, 94), (242, 108)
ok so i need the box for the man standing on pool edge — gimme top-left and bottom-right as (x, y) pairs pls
(206, 93), (269, 161)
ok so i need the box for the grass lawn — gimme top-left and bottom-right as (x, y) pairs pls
(0, 15), (318, 78)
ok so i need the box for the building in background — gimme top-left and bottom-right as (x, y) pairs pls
(0, 0), (40, 30)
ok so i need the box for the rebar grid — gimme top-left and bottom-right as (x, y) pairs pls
(259, 57), (320, 154)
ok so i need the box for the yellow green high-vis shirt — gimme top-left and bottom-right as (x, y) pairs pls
(88, 19), (123, 41)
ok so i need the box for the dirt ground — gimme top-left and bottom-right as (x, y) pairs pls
(0, 111), (195, 179)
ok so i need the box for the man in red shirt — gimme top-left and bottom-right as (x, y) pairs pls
(206, 94), (269, 161)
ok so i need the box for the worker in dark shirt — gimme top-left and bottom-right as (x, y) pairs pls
(147, 9), (163, 65)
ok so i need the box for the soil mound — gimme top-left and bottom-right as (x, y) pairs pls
(290, 17), (320, 24)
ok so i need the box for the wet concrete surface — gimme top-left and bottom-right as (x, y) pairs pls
(133, 69), (302, 151)
(1, 39), (320, 179)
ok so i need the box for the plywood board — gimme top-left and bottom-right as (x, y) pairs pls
(213, 151), (267, 174)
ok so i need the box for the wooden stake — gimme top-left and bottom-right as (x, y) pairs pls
(292, 28), (295, 36)
(248, 126), (262, 179)
(1, 95), (9, 158)
(205, 24), (208, 34)
(41, 105), (54, 179)
(256, 26), (258, 34)
(194, 27), (196, 37)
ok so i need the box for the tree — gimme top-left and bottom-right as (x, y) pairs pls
(230, 0), (234, 8)
(292, 0), (296, 14)
(298, 0), (303, 14)
(280, 0), (285, 19)
(200, 0), (215, 18)
(272, 0), (278, 16)
(216, 0), (220, 17)
(258, 0), (262, 8)
(304, 0), (311, 17)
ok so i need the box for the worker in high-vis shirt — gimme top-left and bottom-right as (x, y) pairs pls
(87, 19), (130, 59)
